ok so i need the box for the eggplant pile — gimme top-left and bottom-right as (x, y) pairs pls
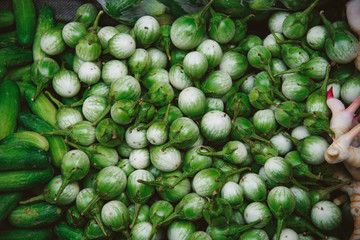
(0, 0), (359, 239)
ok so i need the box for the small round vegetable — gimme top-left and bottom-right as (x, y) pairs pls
(167, 221), (196, 240)
(219, 51), (248, 80)
(169, 64), (192, 90)
(240, 229), (269, 240)
(239, 173), (267, 202)
(102, 60), (128, 85)
(268, 11), (290, 33)
(55, 150), (90, 201)
(306, 25), (328, 50)
(125, 125), (149, 149)
(201, 111), (232, 141)
(109, 33), (136, 59)
(201, 70), (233, 97)
(267, 186), (296, 240)
(311, 201), (342, 231)
(148, 48), (168, 69)
(52, 70), (81, 98)
(206, 98), (224, 112)
(208, 11), (235, 44)
(183, 51), (208, 80)
(110, 75), (141, 101)
(129, 148), (150, 170)
(75, 3), (98, 26)
(142, 68), (169, 89)
(62, 22), (88, 48)
(128, 48), (152, 79)
(41, 27), (66, 55)
(134, 16), (160, 45)
(82, 96), (107, 123)
(78, 62), (101, 85)
(197, 39), (223, 68)
(178, 87), (206, 118)
(75, 11), (103, 62)
(170, 0), (213, 50)
(273, 228), (298, 240)
(220, 181), (244, 207)
(101, 200), (130, 232)
(299, 136), (329, 165)
(97, 26), (119, 49)
(244, 202), (272, 228)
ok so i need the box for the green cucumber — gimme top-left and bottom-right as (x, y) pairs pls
(0, 192), (22, 223)
(24, 85), (57, 128)
(0, 80), (20, 141)
(0, 166), (54, 191)
(13, 0), (36, 47)
(1, 131), (50, 151)
(19, 112), (69, 167)
(0, 229), (53, 240)
(0, 47), (33, 68)
(0, 10), (15, 28)
(8, 202), (63, 228)
(54, 222), (86, 240)
(33, 6), (55, 61)
(16, 81), (33, 96)
(6, 64), (32, 81)
(0, 145), (50, 171)
(0, 31), (17, 48)
(0, 66), (6, 83)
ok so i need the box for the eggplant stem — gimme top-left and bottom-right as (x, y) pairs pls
(320, 64), (331, 95)
(130, 203), (142, 229)
(54, 176), (71, 202)
(313, 181), (351, 203)
(45, 91), (64, 109)
(157, 212), (178, 227)
(300, 0), (320, 19)
(19, 194), (44, 205)
(196, 148), (224, 157)
(94, 211), (108, 237)
(224, 167), (251, 179)
(273, 67), (301, 77)
(170, 172), (189, 189)
(233, 72), (255, 91)
(199, 0), (215, 18)
(91, 11), (103, 33)
(92, 104), (111, 127)
(81, 194), (100, 216)
(276, 218), (285, 240)
(292, 178), (309, 191)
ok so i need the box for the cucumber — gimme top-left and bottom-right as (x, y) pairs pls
(1, 131), (50, 151)
(13, 0), (36, 47)
(0, 145), (50, 171)
(24, 85), (57, 128)
(0, 228), (53, 240)
(0, 166), (54, 191)
(0, 66), (6, 83)
(54, 222), (86, 240)
(8, 202), (63, 228)
(0, 31), (17, 48)
(16, 81), (33, 97)
(33, 6), (55, 61)
(5, 64), (32, 81)
(0, 80), (20, 141)
(19, 112), (69, 167)
(0, 10), (15, 28)
(0, 192), (22, 223)
(0, 47), (33, 68)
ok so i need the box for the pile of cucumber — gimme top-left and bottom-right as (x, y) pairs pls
(0, 0), (357, 239)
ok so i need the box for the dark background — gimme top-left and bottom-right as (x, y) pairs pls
(0, 0), (349, 33)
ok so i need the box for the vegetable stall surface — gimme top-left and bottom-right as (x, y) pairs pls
(0, 0), (358, 239)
